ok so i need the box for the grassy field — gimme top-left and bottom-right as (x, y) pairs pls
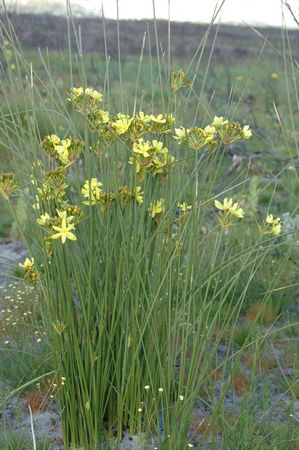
(0, 9), (299, 450)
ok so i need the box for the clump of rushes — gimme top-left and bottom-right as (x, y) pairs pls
(5, 86), (272, 450)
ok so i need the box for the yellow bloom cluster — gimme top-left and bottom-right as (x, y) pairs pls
(129, 138), (175, 177)
(18, 257), (39, 284)
(32, 167), (69, 208)
(0, 172), (18, 199)
(70, 89), (176, 149)
(178, 202), (192, 214)
(118, 185), (144, 207)
(81, 178), (143, 210)
(111, 113), (133, 135)
(149, 198), (165, 218)
(42, 135), (84, 166)
(36, 209), (81, 244)
(69, 87), (103, 108)
(215, 197), (245, 228)
(171, 69), (192, 92)
(81, 178), (103, 206)
(265, 214), (282, 237)
(174, 116), (252, 151)
(7, 88), (256, 253)
(182, 125), (216, 151)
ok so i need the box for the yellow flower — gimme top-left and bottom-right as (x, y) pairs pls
(37, 212), (51, 226)
(150, 114), (166, 124)
(152, 140), (167, 154)
(84, 88), (103, 102)
(167, 114), (176, 125)
(271, 72), (278, 80)
(56, 209), (74, 224)
(242, 125), (252, 140)
(204, 125), (216, 143)
(97, 110), (110, 123)
(19, 258), (34, 269)
(112, 114), (132, 134)
(51, 218), (77, 244)
(266, 214), (280, 225)
(173, 126), (189, 144)
(271, 223), (282, 236)
(133, 186), (143, 204)
(0, 172), (18, 199)
(18, 257), (39, 284)
(55, 139), (71, 165)
(133, 139), (151, 157)
(48, 134), (60, 145)
(129, 156), (141, 174)
(265, 214), (281, 236)
(70, 87), (83, 99)
(212, 116), (228, 127)
(149, 198), (165, 218)
(82, 178), (103, 205)
(214, 198), (233, 213)
(137, 111), (151, 123)
(229, 202), (244, 218)
(178, 202), (192, 214)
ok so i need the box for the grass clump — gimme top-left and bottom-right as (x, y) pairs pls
(0, 4), (299, 449)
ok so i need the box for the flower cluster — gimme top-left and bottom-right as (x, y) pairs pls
(95, 111), (175, 148)
(81, 178), (143, 211)
(178, 202), (192, 215)
(118, 185), (144, 207)
(81, 178), (115, 212)
(70, 87), (176, 147)
(149, 198), (165, 219)
(214, 197), (245, 228)
(129, 138), (175, 178)
(81, 178), (103, 206)
(3, 88), (257, 253)
(0, 172), (18, 199)
(18, 258), (40, 284)
(171, 69), (192, 92)
(174, 116), (252, 151)
(265, 214), (282, 237)
(36, 209), (81, 244)
(69, 87), (103, 111)
(42, 135), (84, 166)
(33, 170), (69, 210)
